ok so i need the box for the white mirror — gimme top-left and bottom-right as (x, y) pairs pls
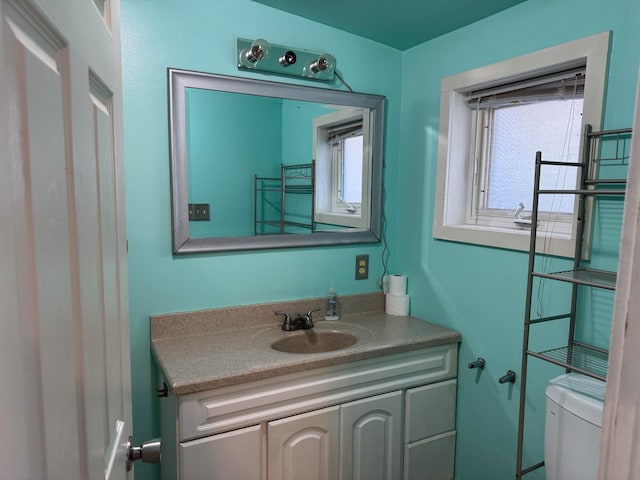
(169, 69), (385, 253)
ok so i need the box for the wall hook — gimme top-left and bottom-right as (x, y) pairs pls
(467, 357), (485, 369)
(499, 370), (516, 384)
(156, 381), (168, 397)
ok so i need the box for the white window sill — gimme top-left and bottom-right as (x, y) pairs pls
(433, 223), (575, 257)
(315, 211), (367, 229)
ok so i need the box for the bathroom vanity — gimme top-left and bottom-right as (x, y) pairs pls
(151, 294), (461, 480)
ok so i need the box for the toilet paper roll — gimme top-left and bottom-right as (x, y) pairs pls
(388, 274), (407, 296)
(385, 294), (410, 316)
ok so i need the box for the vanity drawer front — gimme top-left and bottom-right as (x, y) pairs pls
(404, 430), (456, 480)
(405, 379), (456, 443)
(178, 344), (457, 441)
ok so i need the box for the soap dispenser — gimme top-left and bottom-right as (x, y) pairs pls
(324, 283), (340, 321)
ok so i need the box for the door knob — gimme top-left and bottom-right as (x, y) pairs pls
(126, 436), (161, 471)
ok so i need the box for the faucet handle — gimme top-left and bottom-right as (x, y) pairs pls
(275, 311), (294, 331)
(303, 308), (321, 327)
(275, 311), (292, 327)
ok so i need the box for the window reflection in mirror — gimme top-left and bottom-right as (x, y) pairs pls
(313, 110), (371, 229)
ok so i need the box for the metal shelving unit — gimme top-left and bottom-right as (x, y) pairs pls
(254, 162), (315, 235)
(515, 125), (632, 479)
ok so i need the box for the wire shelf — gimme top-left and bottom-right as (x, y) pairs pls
(528, 344), (608, 381)
(283, 163), (313, 179)
(531, 268), (617, 290)
(254, 162), (315, 235)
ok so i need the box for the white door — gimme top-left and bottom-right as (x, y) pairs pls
(0, 0), (132, 479)
(598, 70), (640, 480)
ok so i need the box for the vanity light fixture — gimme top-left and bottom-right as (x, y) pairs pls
(237, 37), (336, 82)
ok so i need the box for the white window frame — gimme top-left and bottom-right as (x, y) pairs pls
(313, 109), (372, 230)
(433, 31), (610, 257)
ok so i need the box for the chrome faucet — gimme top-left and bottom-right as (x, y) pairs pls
(276, 308), (320, 331)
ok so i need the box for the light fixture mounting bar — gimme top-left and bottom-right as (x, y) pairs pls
(236, 37), (336, 81)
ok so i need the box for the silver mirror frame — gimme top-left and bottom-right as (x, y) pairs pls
(168, 68), (386, 254)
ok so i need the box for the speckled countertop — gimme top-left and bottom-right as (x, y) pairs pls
(151, 293), (461, 396)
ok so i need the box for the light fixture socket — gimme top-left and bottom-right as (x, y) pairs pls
(279, 50), (297, 67)
(309, 55), (332, 73)
(239, 38), (271, 68)
(304, 53), (336, 79)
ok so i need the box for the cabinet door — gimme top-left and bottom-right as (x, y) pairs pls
(268, 405), (340, 480)
(340, 391), (403, 480)
(179, 425), (262, 480)
(404, 431), (456, 480)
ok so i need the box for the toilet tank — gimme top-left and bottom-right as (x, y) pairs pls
(545, 373), (606, 480)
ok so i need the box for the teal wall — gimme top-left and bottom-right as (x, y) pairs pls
(122, 0), (639, 479)
(280, 100), (329, 229)
(397, 0), (639, 479)
(281, 99), (329, 166)
(187, 90), (283, 237)
(121, 1), (401, 479)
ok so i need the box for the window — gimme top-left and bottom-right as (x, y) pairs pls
(314, 109), (371, 229)
(433, 32), (610, 257)
(338, 135), (364, 208)
(468, 69), (585, 235)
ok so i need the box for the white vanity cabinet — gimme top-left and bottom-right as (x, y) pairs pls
(160, 344), (458, 480)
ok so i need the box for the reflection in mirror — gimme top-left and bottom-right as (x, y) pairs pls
(169, 69), (385, 254)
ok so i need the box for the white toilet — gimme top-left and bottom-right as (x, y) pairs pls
(545, 373), (606, 480)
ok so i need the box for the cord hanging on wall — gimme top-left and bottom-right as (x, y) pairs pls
(237, 37), (336, 81)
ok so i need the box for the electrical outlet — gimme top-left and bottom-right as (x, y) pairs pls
(355, 254), (369, 280)
(188, 203), (210, 221)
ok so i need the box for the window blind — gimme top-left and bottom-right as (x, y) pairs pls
(326, 120), (363, 144)
(466, 67), (585, 108)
